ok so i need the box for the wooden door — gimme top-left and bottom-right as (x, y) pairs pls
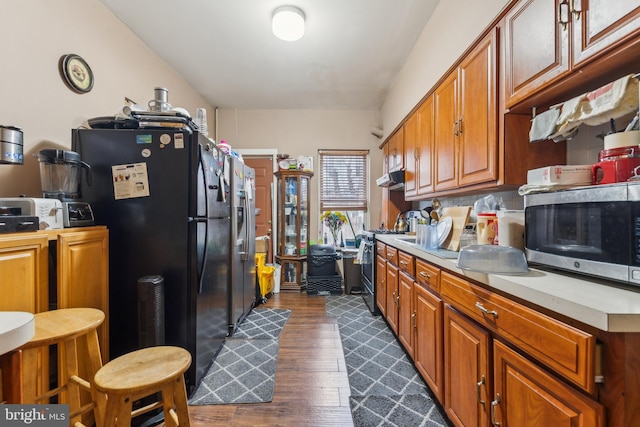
(414, 284), (444, 403)
(458, 30), (497, 187)
(385, 263), (399, 335)
(493, 340), (604, 427)
(444, 305), (491, 427)
(397, 272), (414, 358)
(57, 227), (109, 361)
(0, 233), (48, 313)
(416, 95), (434, 196)
(244, 157), (274, 262)
(572, 0), (640, 65)
(376, 255), (387, 317)
(434, 70), (458, 192)
(504, 0), (570, 108)
(403, 111), (419, 199)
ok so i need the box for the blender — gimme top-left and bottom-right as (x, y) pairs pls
(35, 149), (95, 227)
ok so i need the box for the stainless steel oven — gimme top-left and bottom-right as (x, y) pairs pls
(360, 232), (376, 314)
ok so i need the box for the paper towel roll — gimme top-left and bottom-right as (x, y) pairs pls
(604, 130), (640, 150)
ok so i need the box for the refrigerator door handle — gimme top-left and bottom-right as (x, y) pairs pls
(242, 183), (252, 261)
(241, 195), (248, 261)
(191, 217), (209, 294)
(198, 144), (210, 217)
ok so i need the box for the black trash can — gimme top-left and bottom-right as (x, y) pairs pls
(307, 244), (341, 276)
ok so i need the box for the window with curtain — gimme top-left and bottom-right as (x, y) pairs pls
(318, 149), (369, 246)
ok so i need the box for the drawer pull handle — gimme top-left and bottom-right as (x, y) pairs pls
(475, 302), (498, 318)
(419, 271), (430, 279)
(411, 312), (416, 329)
(399, 260), (408, 266)
(476, 375), (485, 405)
(491, 394), (501, 426)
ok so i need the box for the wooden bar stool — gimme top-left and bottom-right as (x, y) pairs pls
(19, 307), (105, 426)
(92, 346), (191, 427)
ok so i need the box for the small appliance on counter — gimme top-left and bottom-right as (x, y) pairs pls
(34, 149), (94, 227)
(525, 181), (640, 287)
(0, 125), (24, 165)
(0, 197), (63, 230)
(0, 206), (38, 233)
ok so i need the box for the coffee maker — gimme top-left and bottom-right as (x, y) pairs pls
(35, 149), (94, 227)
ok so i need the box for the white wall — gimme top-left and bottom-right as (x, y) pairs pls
(0, 0), (214, 197)
(217, 108), (382, 242)
(214, 1), (516, 238)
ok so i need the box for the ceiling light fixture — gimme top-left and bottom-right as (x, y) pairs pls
(272, 6), (305, 41)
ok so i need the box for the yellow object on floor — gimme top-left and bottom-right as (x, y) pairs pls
(258, 265), (276, 303)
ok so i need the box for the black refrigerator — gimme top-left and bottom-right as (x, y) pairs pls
(72, 128), (233, 392)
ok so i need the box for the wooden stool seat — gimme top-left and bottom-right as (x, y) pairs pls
(21, 308), (104, 350)
(19, 308), (104, 426)
(93, 346), (192, 427)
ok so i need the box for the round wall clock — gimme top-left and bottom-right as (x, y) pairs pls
(59, 54), (94, 93)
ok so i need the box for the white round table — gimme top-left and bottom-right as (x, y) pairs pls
(0, 311), (35, 355)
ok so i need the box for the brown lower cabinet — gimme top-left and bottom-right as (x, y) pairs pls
(492, 340), (604, 427)
(377, 240), (615, 426)
(414, 282), (444, 403)
(376, 253), (387, 317)
(441, 271), (604, 427)
(385, 262), (399, 335)
(0, 227), (109, 358)
(397, 271), (415, 356)
(0, 227), (109, 410)
(444, 305), (491, 427)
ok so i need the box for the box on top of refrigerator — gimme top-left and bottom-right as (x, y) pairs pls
(527, 165), (592, 185)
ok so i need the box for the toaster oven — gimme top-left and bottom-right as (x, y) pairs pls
(0, 197), (64, 230)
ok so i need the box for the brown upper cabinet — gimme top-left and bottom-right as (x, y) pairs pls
(504, 0), (640, 109)
(386, 127), (404, 173)
(434, 30), (498, 193)
(404, 96), (434, 199)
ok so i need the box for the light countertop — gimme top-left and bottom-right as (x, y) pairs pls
(0, 311), (35, 355)
(376, 234), (640, 333)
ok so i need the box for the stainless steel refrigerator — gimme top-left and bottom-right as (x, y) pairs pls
(72, 128), (235, 392)
(228, 156), (256, 334)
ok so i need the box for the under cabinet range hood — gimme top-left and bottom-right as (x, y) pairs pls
(376, 170), (405, 190)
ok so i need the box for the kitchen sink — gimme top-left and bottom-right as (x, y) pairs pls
(394, 236), (416, 245)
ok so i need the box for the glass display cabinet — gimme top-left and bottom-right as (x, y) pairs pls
(274, 170), (313, 292)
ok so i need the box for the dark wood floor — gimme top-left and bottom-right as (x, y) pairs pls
(188, 292), (355, 426)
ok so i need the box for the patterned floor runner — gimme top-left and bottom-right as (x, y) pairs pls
(327, 296), (448, 427)
(189, 308), (291, 405)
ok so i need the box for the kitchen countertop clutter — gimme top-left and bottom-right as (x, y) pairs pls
(377, 233), (640, 333)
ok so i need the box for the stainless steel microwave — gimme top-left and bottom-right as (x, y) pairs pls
(524, 182), (640, 287)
